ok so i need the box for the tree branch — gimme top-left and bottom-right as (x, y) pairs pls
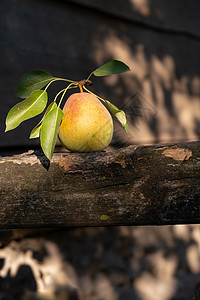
(0, 141), (199, 228)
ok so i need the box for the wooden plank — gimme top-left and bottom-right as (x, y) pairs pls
(0, 141), (200, 228)
(1, 0), (200, 149)
(68, 0), (200, 39)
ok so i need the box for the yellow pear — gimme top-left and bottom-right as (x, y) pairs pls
(58, 92), (113, 152)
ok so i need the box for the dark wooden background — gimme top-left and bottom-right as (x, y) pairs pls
(1, 0), (200, 148)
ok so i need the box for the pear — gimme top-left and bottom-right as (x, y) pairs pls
(58, 92), (113, 152)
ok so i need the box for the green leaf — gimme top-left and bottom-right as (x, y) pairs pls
(5, 90), (48, 132)
(40, 107), (64, 160)
(29, 102), (57, 139)
(93, 60), (130, 77)
(29, 122), (42, 139)
(16, 70), (54, 98)
(104, 100), (129, 133)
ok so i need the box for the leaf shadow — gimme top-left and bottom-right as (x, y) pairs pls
(33, 150), (50, 171)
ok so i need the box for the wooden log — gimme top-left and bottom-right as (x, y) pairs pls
(0, 141), (200, 228)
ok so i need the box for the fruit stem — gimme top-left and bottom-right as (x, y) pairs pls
(58, 83), (75, 107)
(55, 77), (78, 84)
(86, 71), (94, 82)
(54, 88), (67, 103)
(44, 78), (78, 92)
(78, 79), (93, 93)
(78, 84), (83, 93)
(83, 86), (106, 103)
(44, 79), (58, 91)
(54, 84), (77, 105)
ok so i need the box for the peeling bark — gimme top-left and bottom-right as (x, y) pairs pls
(162, 147), (192, 161)
(0, 142), (200, 228)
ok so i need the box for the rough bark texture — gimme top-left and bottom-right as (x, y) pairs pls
(0, 141), (200, 228)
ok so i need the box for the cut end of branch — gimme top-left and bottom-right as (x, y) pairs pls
(78, 79), (93, 88)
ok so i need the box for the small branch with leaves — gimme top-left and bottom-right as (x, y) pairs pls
(5, 60), (130, 161)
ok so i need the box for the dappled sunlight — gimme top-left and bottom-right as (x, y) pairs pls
(93, 31), (134, 71)
(91, 32), (200, 145)
(0, 225), (199, 299)
(92, 273), (118, 300)
(134, 272), (177, 300)
(173, 225), (191, 242)
(0, 238), (78, 299)
(152, 55), (175, 90)
(186, 245), (200, 274)
(172, 92), (200, 140)
(130, 0), (151, 17)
